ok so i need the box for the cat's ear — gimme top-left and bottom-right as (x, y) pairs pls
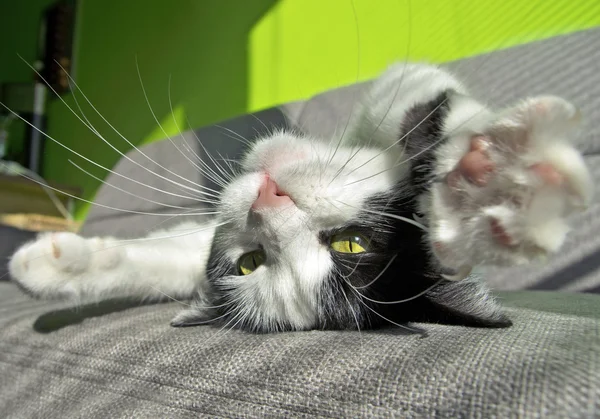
(419, 277), (512, 328)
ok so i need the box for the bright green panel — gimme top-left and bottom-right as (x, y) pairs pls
(43, 0), (277, 219)
(249, 0), (600, 112)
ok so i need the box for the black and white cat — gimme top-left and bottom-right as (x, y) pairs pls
(9, 63), (593, 333)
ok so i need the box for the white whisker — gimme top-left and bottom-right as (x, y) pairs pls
(7, 167), (219, 217)
(333, 200), (428, 231)
(215, 124), (252, 147)
(354, 254), (398, 289)
(353, 278), (443, 305)
(166, 73), (231, 189)
(184, 117), (240, 186)
(1, 106), (218, 206)
(349, 288), (426, 334)
(47, 57), (218, 198)
(69, 159), (218, 208)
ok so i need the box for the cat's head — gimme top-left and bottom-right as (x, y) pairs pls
(171, 130), (511, 332)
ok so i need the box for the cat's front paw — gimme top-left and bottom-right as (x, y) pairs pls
(430, 96), (592, 271)
(9, 233), (120, 299)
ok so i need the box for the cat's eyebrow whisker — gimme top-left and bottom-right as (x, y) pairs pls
(344, 98), (449, 182)
(214, 124), (252, 147)
(174, 310), (232, 326)
(337, 260), (376, 271)
(363, 295), (426, 335)
(353, 254), (398, 289)
(351, 279), (444, 306)
(45, 58), (219, 199)
(332, 200), (428, 231)
(69, 160), (219, 209)
(250, 113), (273, 136)
(207, 302), (249, 339)
(348, 287), (427, 335)
(323, 0), (363, 171)
(327, 142), (366, 186)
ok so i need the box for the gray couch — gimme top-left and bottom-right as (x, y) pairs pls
(1, 28), (599, 418)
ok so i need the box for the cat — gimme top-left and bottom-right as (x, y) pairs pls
(8, 63), (593, 333)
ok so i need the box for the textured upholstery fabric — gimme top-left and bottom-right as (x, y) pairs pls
(2, 27), (600, 418)
(1, 282), (599, 418)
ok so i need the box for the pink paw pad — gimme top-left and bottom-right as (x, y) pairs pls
(447, 135), (495, 188)
(530, 162), (563, 186)
(51, 235), (61, 259)
(490, 219), (516, 247)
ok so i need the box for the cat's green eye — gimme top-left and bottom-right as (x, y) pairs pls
(237, 250), (266, 275)
(330, 232), (370, 254)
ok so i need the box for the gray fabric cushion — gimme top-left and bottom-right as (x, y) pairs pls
(1, 281), (599, 417)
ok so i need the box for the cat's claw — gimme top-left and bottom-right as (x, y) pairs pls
(430, 96), (593, 269)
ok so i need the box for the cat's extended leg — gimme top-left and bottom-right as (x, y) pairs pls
(427, 95), (592, 272)
(8, 221), (216, 302)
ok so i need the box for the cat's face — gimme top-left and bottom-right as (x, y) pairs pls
(173, 131), (510, 332)
(208, 132), (405, 332)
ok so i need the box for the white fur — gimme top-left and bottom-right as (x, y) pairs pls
(9, 63), (593, 330)
(9, 221), (216, 301)
(428, 96), (592, 270)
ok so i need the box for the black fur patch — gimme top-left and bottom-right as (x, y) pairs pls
(400, 90), (452, 197)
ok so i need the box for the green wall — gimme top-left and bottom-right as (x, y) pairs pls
(249, 0), (600, 112)
(43, 0), (277, 218)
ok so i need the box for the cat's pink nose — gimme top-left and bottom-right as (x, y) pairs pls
(251, 176), (293, 210)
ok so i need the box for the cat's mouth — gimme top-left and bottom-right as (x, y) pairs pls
(250, 174), (295, 211)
